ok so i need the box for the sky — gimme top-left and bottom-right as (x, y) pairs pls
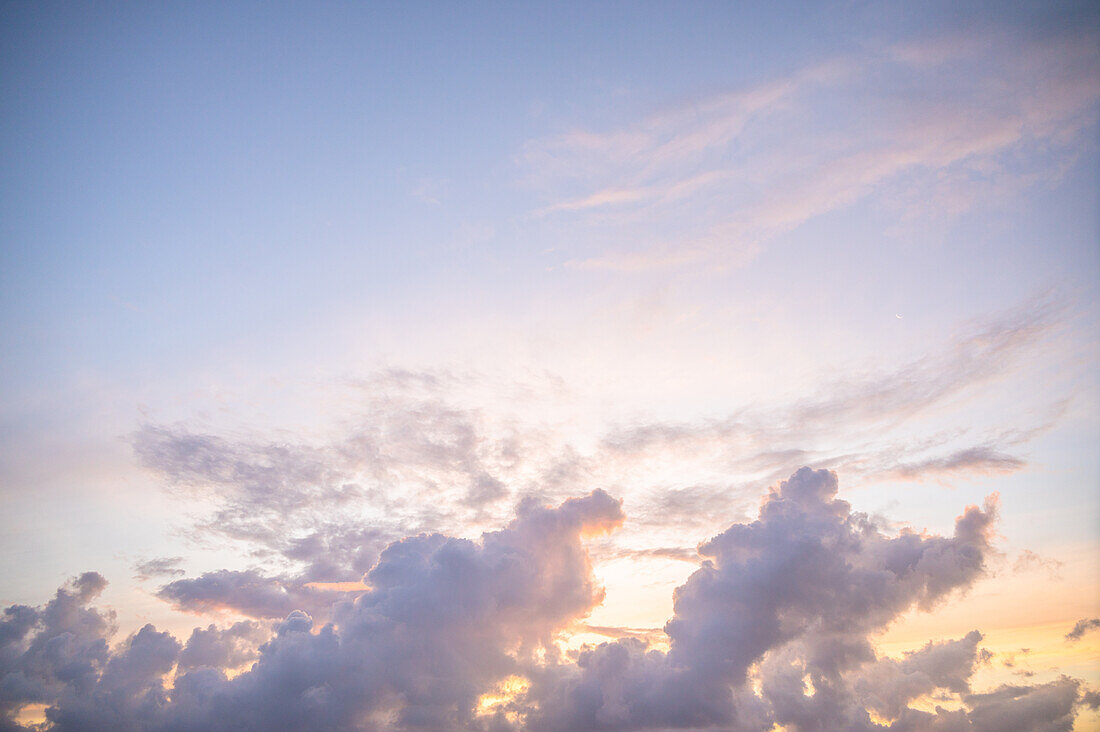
(0, 1), (1098, 729)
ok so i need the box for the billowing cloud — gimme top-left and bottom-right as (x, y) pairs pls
(523, 468), (1007, 730)
(0, 573), (116, 725)
(151, 488), (625, 730)
(2, 469), (1092, 730)
(43, 624), (181, 730)
(177, 621), (269, 672)
(963, 677), (1082, 732)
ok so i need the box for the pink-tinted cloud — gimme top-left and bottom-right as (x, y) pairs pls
(1, 469), (1093, 730)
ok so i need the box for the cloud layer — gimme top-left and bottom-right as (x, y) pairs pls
(128, 300), (1064, 621)
(1, 469), (1093, 730)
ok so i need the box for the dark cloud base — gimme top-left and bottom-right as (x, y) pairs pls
(1, 469), (1093, 731)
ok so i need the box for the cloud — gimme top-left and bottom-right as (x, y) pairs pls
(602, 546), (700, 563)
(1012, 550), (1064, 581)
(1065, 618), (1100, 642)
(884, 446), (1025, 482)
(133, 387), (529, 549)
(521, 24), (1099, 273)
(771, 300), (1059, 434)
(963, 676), (1082, 732)
(600, 300), (1057, 492)
(0, 489), (623, 730)
(852, 631), (990, 720)
(0, 470), (1094, 730)
(0, 573), (115, 724)
(177, 621), (269, 672)
(132, 384), (546, 598)
(43, 624), (180, 730)
(523, 470), (1090, 731)
(524, 469), (1002, 729)
(156, 569), (347, 621)
(280, 525), (391, 584)
(128, 297), (1063, 605)
(132, 557), (185, 581)
(132, 424), (350, 525)
(158, 488), (623, 730)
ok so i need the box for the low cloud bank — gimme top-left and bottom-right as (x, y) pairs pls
(1, 470), (1093, 730)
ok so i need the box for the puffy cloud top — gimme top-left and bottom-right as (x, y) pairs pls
(0, 471), (1093, 731)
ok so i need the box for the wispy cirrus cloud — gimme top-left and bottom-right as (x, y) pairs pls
(521, 27), (1099, 272)
(131, 298), (1066, 592)
(601, 299), (1061, 480)
(132, 556), (185, 581)
(132, 384), (525, 559)
(885, 446), (1025, 482)
(1013, 549), (1065, 581)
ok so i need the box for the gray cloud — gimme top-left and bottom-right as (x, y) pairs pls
(963, 676), (1082, 732)
(177, 621), (269, 672)
(0, 572), (115, 725)
(132, 386), (549, 613)
(156, 570), (344, 621)
(43, 624), (181, 731)
(154, 489), (625, 730)
(2, 469), (1091, 730)
(884, 446), (1025, 482)
(280, 525), (391, 584)
(1065, 618), (1100, 642)
(132, 424), (351, 526)
(132, 557), (185, 582)
(1, 489), (623, 730)
(524, 468), (1007, 730)
(133, 390), (529, 558)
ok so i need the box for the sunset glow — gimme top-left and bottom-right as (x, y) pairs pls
(1, 1), (1098, 730)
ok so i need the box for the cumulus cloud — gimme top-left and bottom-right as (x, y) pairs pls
(43, 623), (181, 730)
(177, 621), (269, 672)
(524, 468), (1006, 730)
(963, 677), (1082, 732)
(0, 572), (116, 725)
(0, 469), (1093, 730)
(151, 488), (624, 730)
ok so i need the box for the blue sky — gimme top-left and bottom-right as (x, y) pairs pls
(1, 2), (1098, 729)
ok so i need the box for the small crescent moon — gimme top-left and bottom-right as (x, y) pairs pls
(895, 314), (903, 319)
